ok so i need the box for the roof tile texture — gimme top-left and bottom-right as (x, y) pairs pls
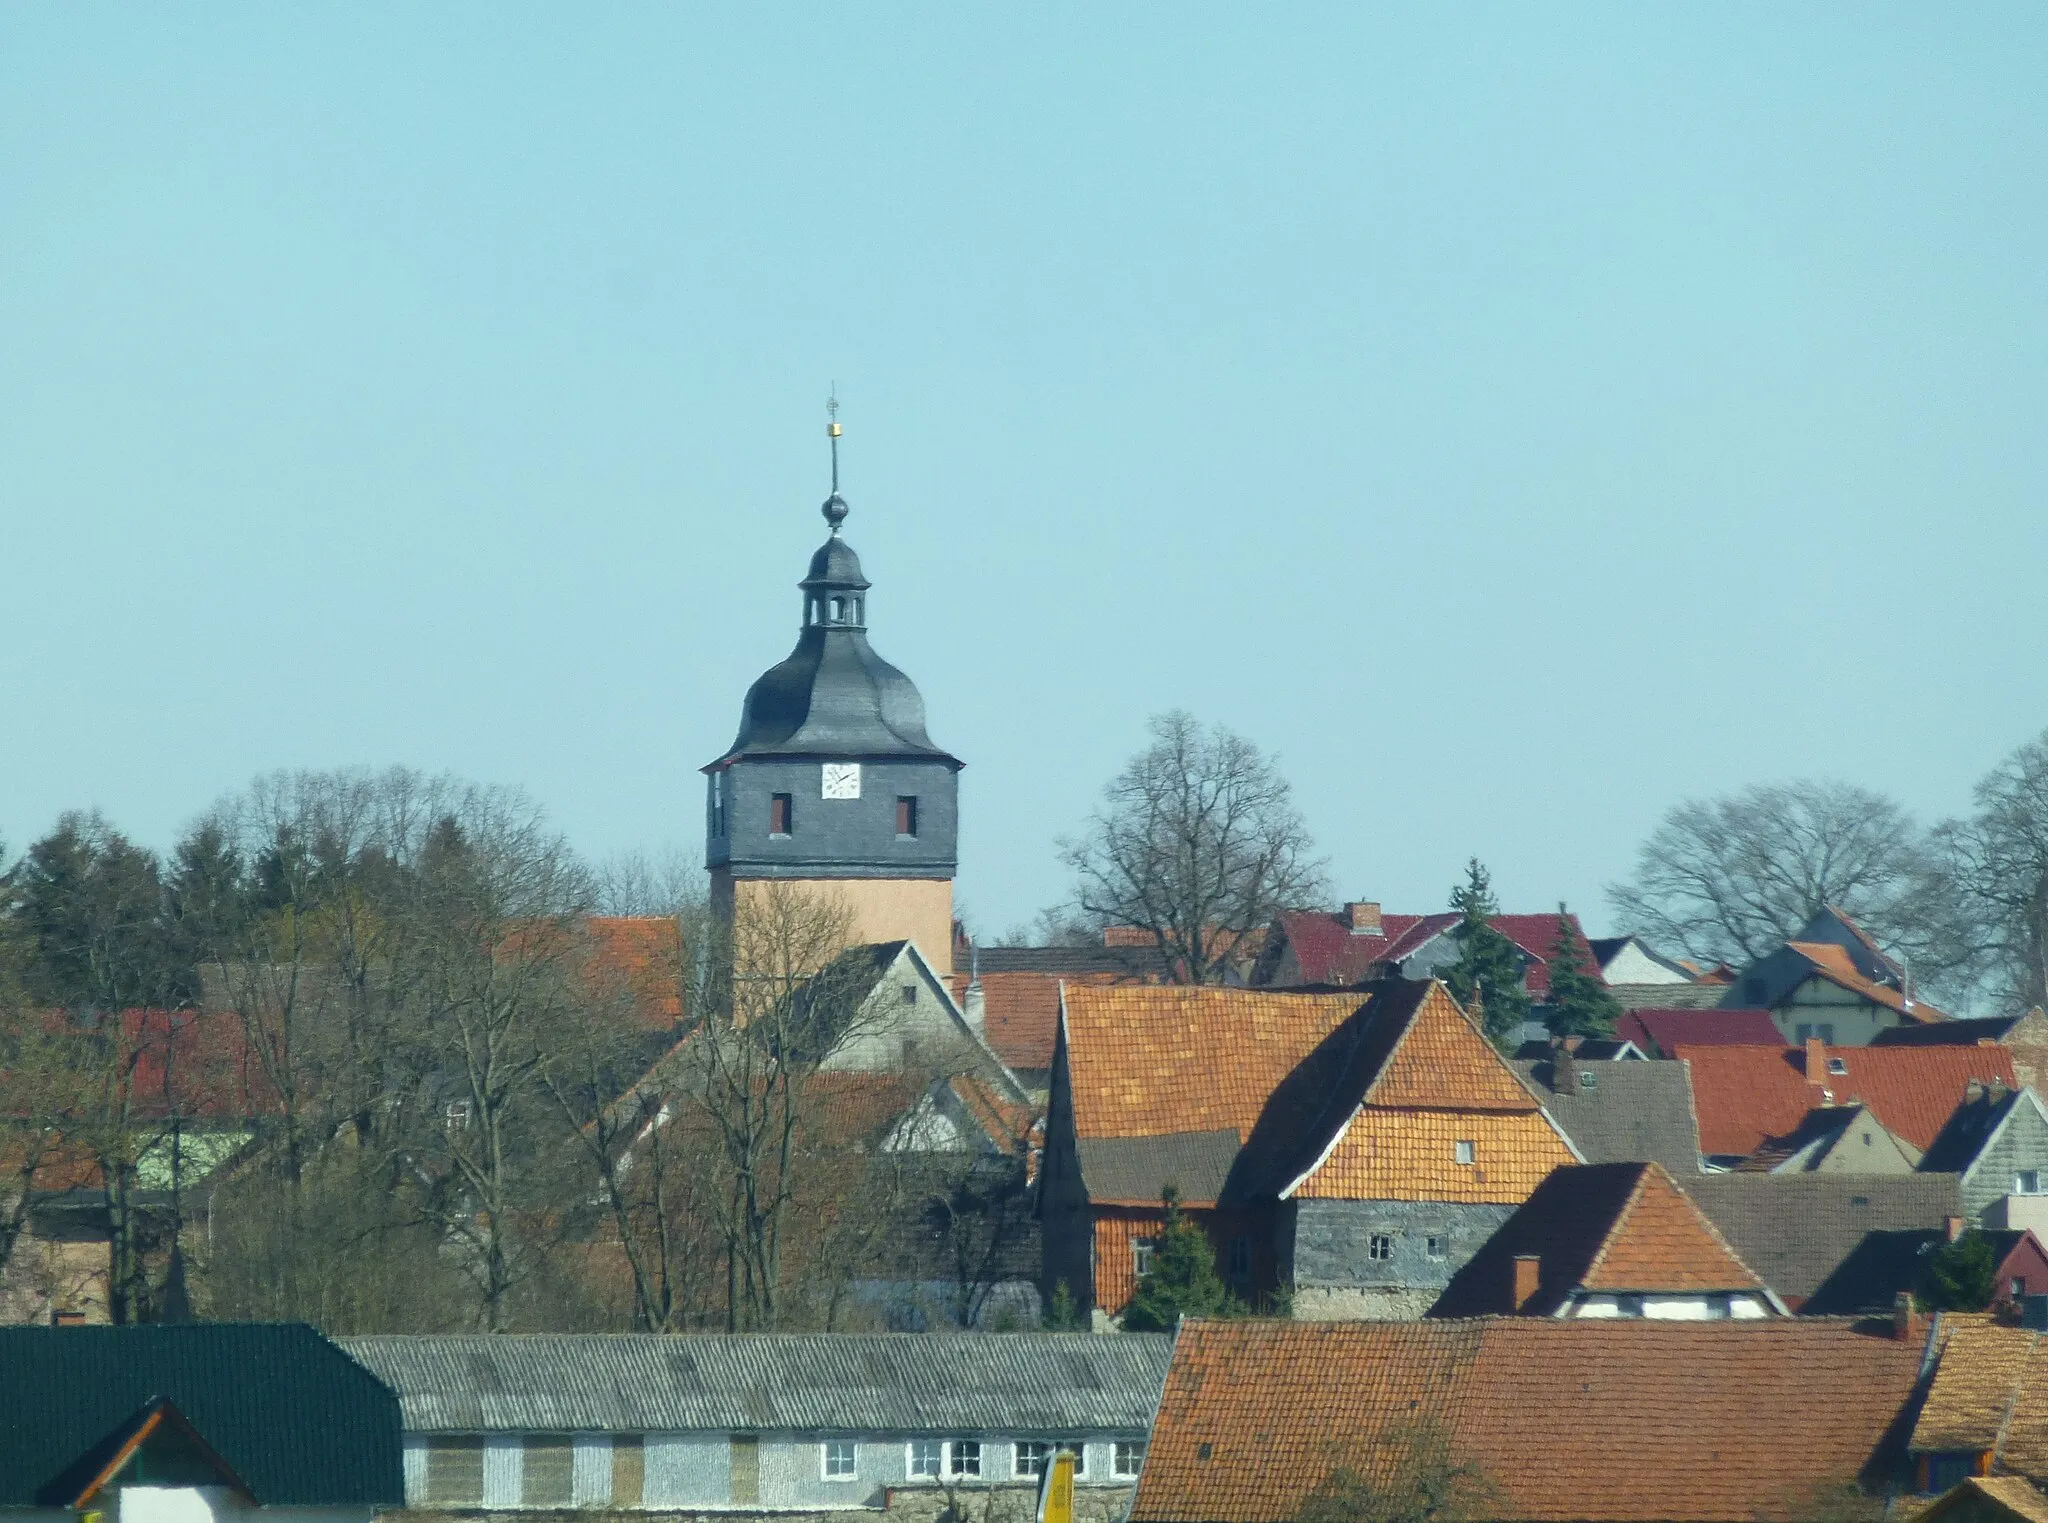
(1134, 1318), (1924, 1523)
(1679, 1042), (2015, 1157)
(1294, 1110), (1574, 1202)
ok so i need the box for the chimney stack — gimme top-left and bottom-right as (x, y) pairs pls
(1990, 1079), (2010, 1105)
(1966, 1080), (1987, 1105)
(1945, 1215), (1965, 1243)
(1513, 1255), (1542, 1312)
(1804, 1036), (1828, 1083)
(1894, 1290), (1925, 1344)
(1346, 901), (1383, 936)
(1553, 1042), (1581, 1097)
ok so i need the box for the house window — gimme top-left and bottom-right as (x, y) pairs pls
(1426, 1236), (1447, 1261)
(770, 793), (793, 836)
(909, 1440), (944, 1479)
(1707, 1293), (1733, 1320)
(2020, 1171), (2044, 1196)
(1014, 1442), (1050, 1479)
(823, 1441), (858, 1481)
(2015, 1278), (2030, 1300)
(897, 796), (919, 837)
(1227, 1237), (1252, 1278)
(1616, 1294), (1645, 1317)
(902, 983), (919, 1005)
(524, 1436), (574, 1508)
(949, 1441), (982, 1478)
(1454, 1140), (1476, 1166)
(1133, 1239), (1157, 1278)
(1369, 1234), (1395, 1261)
(1114, 1441), (1147, 1479)
(1926, 1453), (1981, 1494)
(1828, 1057), (1849, 1075)
(831, 596), (846, 621)
(1059, 1442), (1089, 1479)
(1197, 1443), (1214, 1462)
(1579, 1070), (1598, 1090)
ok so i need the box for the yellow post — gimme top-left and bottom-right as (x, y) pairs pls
(1037, 1449), (1076, 1523)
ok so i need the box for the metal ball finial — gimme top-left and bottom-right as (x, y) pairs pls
(822, 493), (850, 532)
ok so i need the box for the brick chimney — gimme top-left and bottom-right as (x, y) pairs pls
(1804, 1036), (1828, 1083)
(1966, 1080), (1987, 1105)
(1945, 1215), (1965, 1243)
(1990, 1078), (2011, 1105)
(1346, 901), (1383, 936)
(1553, 1042), (1581, 1097)
(1894, 1290), (1925, 1344)
(1513, 1255), (1542, 1312)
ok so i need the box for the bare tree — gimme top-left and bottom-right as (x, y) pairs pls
(1059, 711), (1326, 983)
(1933, 728), (2048, 1013)
(1606, 780), (1939, 970)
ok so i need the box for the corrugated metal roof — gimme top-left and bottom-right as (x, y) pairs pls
(340, 1333), (1173, 1436)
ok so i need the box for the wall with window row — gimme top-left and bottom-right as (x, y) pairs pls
(403, 1433), (1145, 1511)
(1290, 1198), (1517, 1296)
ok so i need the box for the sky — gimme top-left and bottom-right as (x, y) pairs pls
(3, 6), (2046, 940)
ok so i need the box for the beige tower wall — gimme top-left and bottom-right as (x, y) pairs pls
(712, 870), (954, 977)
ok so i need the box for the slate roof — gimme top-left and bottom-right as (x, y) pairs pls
(0, 1323), (402, 1507)
(1512, 1058), (1702, 1174)
(340, 1333), (1173, 1436)
(1612, 981), (1733, 1010)
(1429, 1162), (1774, 1317)
(1618, 1007), (1783, 1056)
(1075, 1131), (1243, 1207)
(1132, 1318), (1924, 1523)
(1685, 1172), (1965, 1309)
(1679, 1043), (2015, 1158)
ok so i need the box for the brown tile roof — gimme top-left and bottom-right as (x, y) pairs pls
(1919, 1477), (2048, 1523)
(1685, 1173), (1964, 1309)
(1430, 1162), (1773, 1316)
(1133, 1318), (1925, 1523)
(583, 915), (684, 1026)
(948, 969), (1143, 1074)
(1618, 1007), (1784, 1055)
(1788, 941), (1950, 1022)
(1678, 1042), (2015, 1157)
(1061, 985), (1369, 1143)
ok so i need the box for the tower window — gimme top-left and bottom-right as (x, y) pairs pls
(770, 794), (793, 836)
(896, 796), (919, 837)
(830, 596), (846, 621)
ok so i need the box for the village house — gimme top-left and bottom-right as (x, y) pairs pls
(0, 1323), (401, 1519)
(1129, 1316), (1930, 1523)
(1919, 1084), (2048, 1229)
(1908, 1316), (2048, 1494)
(1679, 1037), (2015, 1170)
(1724, 906), (1948, 1044)
(340, 1333), (1169, 1518)
(1873, 1009), (2048, 1091)
(944, 939), (1178, 1094)
(1733, 1102), (1923, 1174)
(1428, 1161), (1784, 1319)
(1914, 1476), (2048, 1523)
(1510, 1048), (1702, 1174)
(1041, 977), (1580, 1323)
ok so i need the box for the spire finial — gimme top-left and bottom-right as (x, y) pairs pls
(822, 387), (849, 533)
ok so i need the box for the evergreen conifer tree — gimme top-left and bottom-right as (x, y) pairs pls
(1439, 859), (1530, 1050)
(1544, 905), (1621, 1039)
(1121, 1187), (1241, 1331)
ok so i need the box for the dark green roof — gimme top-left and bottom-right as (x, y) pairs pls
(0, 1323), (403, 1506)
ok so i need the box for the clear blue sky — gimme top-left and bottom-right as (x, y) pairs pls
(4, 6), (2046, 939)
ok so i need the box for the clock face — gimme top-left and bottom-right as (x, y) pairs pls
(822, 762), (862, 800)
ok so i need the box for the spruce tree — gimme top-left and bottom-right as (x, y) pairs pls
(1122, 1187), (1241, 1331)
(1544, 905), (1621, 1039)
(1439, 859), (1530, 1050)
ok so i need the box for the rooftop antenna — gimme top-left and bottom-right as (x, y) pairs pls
(822, 387), (849, 533)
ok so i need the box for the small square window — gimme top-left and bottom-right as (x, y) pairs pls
(896, 796), (919, 837)
(1454, 1140), (1476, 1166)
(909, 1440), (944, 1479)
(1197, 1443), (1213, 1462)
(902, 983), (919, 1005)
(1368, 1233), (1394, 1261)
(1014, 1442), (1050, 1480)
(1580, 1070), (1598, 1090)
(1828, 1057), (1849, 1075)
(949, 1440), (982, 1478)
(2015, 1278), (2029, 1299)
(1113, 1441), (1147, 1479)
(1133, 1239), (1157, 1278)
(770, 793), (793, 836)
(1426, 1236), (1447, 1260)
(823, 1441), (858, 1480)
(1616, 1294), (1645, 1317)
(2019, 1171), (2043, 1196)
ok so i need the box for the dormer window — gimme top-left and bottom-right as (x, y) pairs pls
(1828, 1057), (1848, 1075)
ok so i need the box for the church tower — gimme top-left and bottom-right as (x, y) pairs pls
(703, 417), (963, 974)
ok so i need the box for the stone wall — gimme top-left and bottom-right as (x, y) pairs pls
(1291, 1198), (1515, 1316)
(380, 1483), (1136, 1523)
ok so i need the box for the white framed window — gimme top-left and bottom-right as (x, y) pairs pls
(908, 1440), (944, 1480)
(1425, 1236), (1447, 1261)
(1113, 1441), (1146, 1479)
(1368, 1234), (1394, 1261)
(2019, 1171), (2043, 1195)
(1454, 1140), (1476, 1166)
(1058, 1442), (1089, 1479)
(948, 1441), (982, 1479)
(1132, 1239), (1157, 1278)
(822, 1441), (857, 1481)
(1014, 1442), (1050, 1480)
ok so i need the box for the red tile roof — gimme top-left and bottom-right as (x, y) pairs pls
(1618, 1007), (1784, 1056)
(1270, 910), (1601, 997)
(582, 916), (684, 1026)
(1429, 1162), (1774, 1316)
(1678, 1041), (2015, 1158)
(947, 969), (1143, 1073)
(1134, 1317), (1924, 1523)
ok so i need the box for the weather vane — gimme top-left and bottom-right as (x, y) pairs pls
(822, 386), (849, 532)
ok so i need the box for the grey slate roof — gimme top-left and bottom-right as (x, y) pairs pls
(1609, 981), (1732, 1010)
(1077, 1130), (1242, 1205)
(341, 1333), (1173, 1437)
(1684, 1172), (1964, 1307)
(1513, 1059), (1702, 1175)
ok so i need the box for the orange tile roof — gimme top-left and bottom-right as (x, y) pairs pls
(1062, 985), (1369, 1143)
(948, 969), (1141, 1073)
(1678, 1042), (2015, 1157)
(1788, 941), (1949, 1022)
(1430, 1162), (1773, 1316)
(583, 915), (685, 1026)
(1134, 1318), (1925, 1523)
(1908, 1317), (2048, 1487)
(1291, 1110), (1572, 1203)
